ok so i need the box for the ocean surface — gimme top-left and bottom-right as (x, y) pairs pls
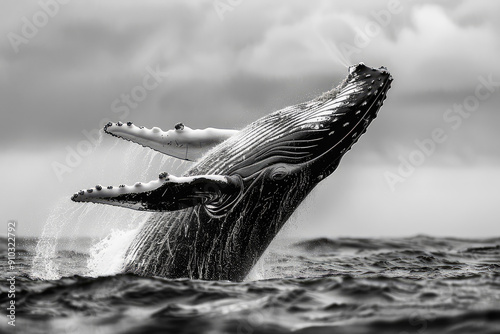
(1, 234), (499, 334)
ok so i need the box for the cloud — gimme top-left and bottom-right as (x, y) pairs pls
(1, 0), (499, 238)
(1, 0), (499, 158)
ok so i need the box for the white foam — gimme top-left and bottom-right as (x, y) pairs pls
(87, 226), (142, 277)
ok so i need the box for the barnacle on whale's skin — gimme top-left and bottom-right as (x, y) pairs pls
(71, 63), (393, 281)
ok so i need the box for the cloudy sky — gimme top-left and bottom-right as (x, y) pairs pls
(1, 0), (499, 238)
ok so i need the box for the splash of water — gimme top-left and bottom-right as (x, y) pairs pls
(87, 225), (143, 277)
(31, 199), (86, 280)
(32, 138), (192, 280)
(311, 14), (351, 69)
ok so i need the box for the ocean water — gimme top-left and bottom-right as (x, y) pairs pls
(1, 234), (500, 334)
(2, 143), (498, 333)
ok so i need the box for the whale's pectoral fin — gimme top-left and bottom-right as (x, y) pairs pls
(104, 122), (239, 161)
(71, 173), (243, 213)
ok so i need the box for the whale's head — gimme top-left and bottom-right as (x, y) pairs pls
(218, 63), (393, 184)
(303, 63), (393, 177)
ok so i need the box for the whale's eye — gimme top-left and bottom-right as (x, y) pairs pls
(273, 171), (286, 180)
(269, 164), (295, 181)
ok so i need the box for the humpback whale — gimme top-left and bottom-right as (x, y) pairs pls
(72, 63), (393, 281)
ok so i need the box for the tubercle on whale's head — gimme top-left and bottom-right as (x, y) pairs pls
(306, 63), (393, 168)
(285, 63), (392, 176)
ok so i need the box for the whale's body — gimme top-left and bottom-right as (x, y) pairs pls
(72, 63), (393, 281)
(125, 126), (319, 281)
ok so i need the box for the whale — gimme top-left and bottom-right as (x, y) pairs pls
(72, 63), (393, 281)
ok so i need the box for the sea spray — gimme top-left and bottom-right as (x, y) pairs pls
(81, 146), (190, 276)
(87, 226), (143, 276)
(32, 138), (192, 280)
(139, 149), (158, 180)
(31, 198), (87, 280)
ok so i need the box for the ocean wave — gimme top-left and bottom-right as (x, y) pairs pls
(1, 235), (499, 333)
